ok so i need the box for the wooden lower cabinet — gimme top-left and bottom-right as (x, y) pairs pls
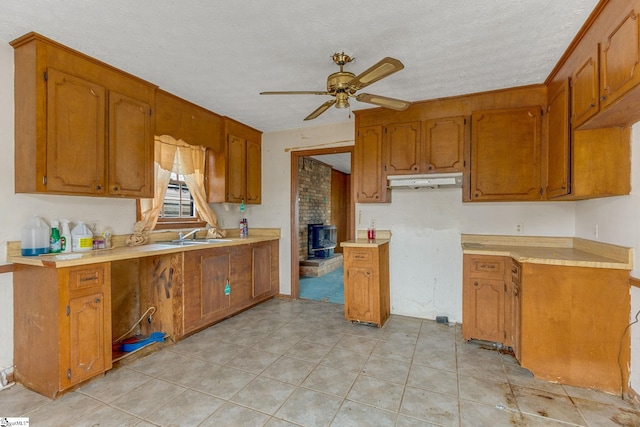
(13, 263), (112, 398)
(183, 240), (279, 335)
(462, 255), (511, 346)
(519, 263), (630, 394)
(343, 242), (390, 327)
(463, 254), (630, 394)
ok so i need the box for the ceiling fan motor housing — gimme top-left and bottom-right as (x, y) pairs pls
(327, 71), (356, 95)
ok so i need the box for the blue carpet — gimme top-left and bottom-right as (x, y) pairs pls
(299, 267), (344, 304)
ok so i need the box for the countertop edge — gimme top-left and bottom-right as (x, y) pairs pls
(461, 237), (633, 270)
(8, 234), (280, 268)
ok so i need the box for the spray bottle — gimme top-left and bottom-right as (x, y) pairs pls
(60, 219), (72, 253)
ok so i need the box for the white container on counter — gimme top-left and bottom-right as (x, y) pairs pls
(71, 221), (93, 252)
(21, 215), (50, 256)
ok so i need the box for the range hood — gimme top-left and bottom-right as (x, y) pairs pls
(387, 172), (463, 189)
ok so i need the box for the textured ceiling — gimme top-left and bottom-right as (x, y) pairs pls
(2, 1), (599, 133)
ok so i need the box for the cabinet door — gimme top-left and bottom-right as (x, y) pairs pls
(462, 278), (506, 343)
(423, 116), (466, 172)
(183, 248), (231, 333)
(68, 292), (107, 385)
(227, 134), (247, 203)
(571, 46), (599, 128)
(385, 121), (421, 175)
(252, 242), (272, 298)
(108, 91), (153, 197)
(345, 264), (376, 323)
(355, 125), (388, 203)
(470, 106), (542, 201)
(246, 137), (262, 204)
(46, 68), (106, 194)
(546, 79), (571, 198)
(600, 9), (640, 109)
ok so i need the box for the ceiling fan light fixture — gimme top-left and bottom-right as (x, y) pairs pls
(335, 92), (350, 109)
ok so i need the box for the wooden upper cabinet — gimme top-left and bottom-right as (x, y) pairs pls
(546, 79), (571, 199)
(385, 121), (421, 175)
(46, 69), (107, 195)
(227, 133), (247, 203)
(600, 8), (640, 109)
(354, 125), (388, 203)
(11, 32), (156, 198)
(246, 137), (262, 204)
(570, 45), (600, 128)
(108, 91), (153, 197)
(155, 89), (223, 151)
(384, 118), (465, 176)
(470, 106), (542, 201)
(208, 117), (262, 204)
(422, 116), (466, 173)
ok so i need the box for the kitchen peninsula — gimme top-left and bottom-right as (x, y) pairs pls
(462, 234), (632, 394)
(8, 229), (280, 398)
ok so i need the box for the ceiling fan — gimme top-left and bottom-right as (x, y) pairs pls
(260, 52), (411, 121)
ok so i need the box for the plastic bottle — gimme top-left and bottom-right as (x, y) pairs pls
(243, 218), (248, 237)
(239, 219), (246, 238)
(60, 219), (72, 253)
(49, 220), (62, 253)
(21, 215), (50, 256)
(71, 221), (94, 252)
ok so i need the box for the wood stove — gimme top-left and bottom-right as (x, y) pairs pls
(307, 224), (337, 259)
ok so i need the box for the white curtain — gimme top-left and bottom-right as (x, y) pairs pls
(126, 135), (225, 246)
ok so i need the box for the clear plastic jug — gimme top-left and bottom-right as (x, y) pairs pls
(21, 215), (50, 256)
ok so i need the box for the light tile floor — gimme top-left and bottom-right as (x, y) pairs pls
(2, 298), (640, 426)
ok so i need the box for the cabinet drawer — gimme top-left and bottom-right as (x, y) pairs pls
(468, 256), (506, 278)
(69, 264), (106, 291)
(346, 249), (374, 266)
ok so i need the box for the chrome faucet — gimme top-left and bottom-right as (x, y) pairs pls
(178, 228), (201, 241)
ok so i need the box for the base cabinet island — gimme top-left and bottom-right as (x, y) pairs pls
(462, 235), (632, 394)
(9, 229), (280, 398)
(340, 230), (391, 327)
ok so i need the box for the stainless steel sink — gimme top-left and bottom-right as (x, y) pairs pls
(158, 238), (232, 246)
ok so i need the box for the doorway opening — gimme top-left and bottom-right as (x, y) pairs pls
(290, 147), (354, 303)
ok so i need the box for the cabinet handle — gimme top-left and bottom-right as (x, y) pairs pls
(512, 267), (517, 273)
(79, 275), (97, 282)
(480, 264), (495, 269)
(474, 282), (478, 287)
(112, 186), (119, 192)
(96, 184), (102, 191)
(601, 95), (607, 101)
(95, 298), (101, 303)
(589, 103), (595, 108)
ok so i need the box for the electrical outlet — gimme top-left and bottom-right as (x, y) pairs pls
(88, 220), (99, 235)
(515, 222), (524, 234)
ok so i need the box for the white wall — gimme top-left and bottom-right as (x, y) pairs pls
(574, 123), (640, 394)
(357, 188), (575, 321)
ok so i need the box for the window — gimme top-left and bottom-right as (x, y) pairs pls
(156, 173), (205, 228)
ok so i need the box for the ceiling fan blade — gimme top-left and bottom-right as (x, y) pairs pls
(304, 99), (336, 121)
(260, 91), (330, 95)
(356, 93), (411, 111)
(348, 57), (404, 90)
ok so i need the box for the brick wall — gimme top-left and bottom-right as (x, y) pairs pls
(298, 157), (332, 260)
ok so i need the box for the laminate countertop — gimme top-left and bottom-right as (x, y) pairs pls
(461, 234), (632, 270)
(340, 229), (391, 248)
(6, 229), (280, 268)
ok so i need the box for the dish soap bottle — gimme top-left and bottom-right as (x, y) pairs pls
(49, 220), (61, 253)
